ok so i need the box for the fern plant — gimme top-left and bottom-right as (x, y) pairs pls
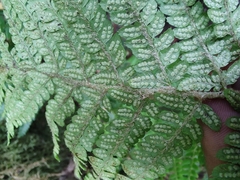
(0, 0), (240, 179)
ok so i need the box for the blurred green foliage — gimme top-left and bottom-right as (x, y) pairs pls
(0, 109), (74, 180)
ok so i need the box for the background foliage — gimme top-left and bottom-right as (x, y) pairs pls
(0, 0), (240, 179)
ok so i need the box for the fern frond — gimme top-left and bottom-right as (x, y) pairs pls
(85, 101), (152, 179)
(224, 60), (240, 85)
(205, 0), (240, 41)
(166, 144), (203, 180)
(211, 164), (240, 180)
(119, 98), (203, 179)
(211, 113), (240, 180)
(0, 68), (7, 104)
(5, 80), (52, 140)
(45, 88), (75, 159)
(65, 100), (105, 177)
(0, 0), (240, 179)
(225, 132), (240, 148)
(224, 89), (240, 111)
(226, 116), (240, 130)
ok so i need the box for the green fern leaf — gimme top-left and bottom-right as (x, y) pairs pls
(81, 87), (101, 101)
(167, 145), (202, 180)
(224, 60), (240, 85)
(211, 164), (240, 180)
(109, 89), (139, 105)
(214, 22), (231, 38)
(225, 132), (240, 148)
(173, 25), (195, 40)
(5, 80), (52, 140)
(232, 7), (240, 38)
(203, 0), (223, 9)
(217, 147), (240, 164)
(155, 93), (197, 113)
(90, 10), (113, 43)
(167, 15), (190, 28)
(141, 0), (158, 25)
(1, 0), (240, 179)
(190, 1), (204, 18)
(224, 89), (240, 111)
(160, 43), (180, 66)
(73, 152), (87, 179)
(208, 8), (228, 24)
(60, 68), (84, 81)
(187, 61), (213, 75)
(226, 116), (240, 131)
(207, 36), (233, 55)
(118, 23), (142, 41)
(183, 0), (197, 6)
(129, 73), (165, 89)
(168, 62), (188, 82)
(135, 59), (157, 72)
(46, 116), (60, 161)
(154, 29), (175, 51)
(89, 156), (120, 179)
(107, 34), (126, 67)
(122, 160), (160, 179)
(174, 135), (192, 150)
(91, 72), (117, 85)
(160, 3), (186, 16)
(178, 76), (218, 91)
(65, 100), (104, 152)
(115, 174), (132, 180)
(181, 49), (205, 63)
(45, 88), (75, 159)
(0, 68), (8, 104)
(90, 105), (152, 179)
(178, 38), (199, 52)
(216, 49), (232, 67)
(111, 11), (136, 26)
(101, 0), (129, 12)
(147, 11), (165, 37)
(198, 104), (221, 131)
(184, 122), (202, 142)
(206, 0), (239, 44)
(0, 32), (15, 67)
